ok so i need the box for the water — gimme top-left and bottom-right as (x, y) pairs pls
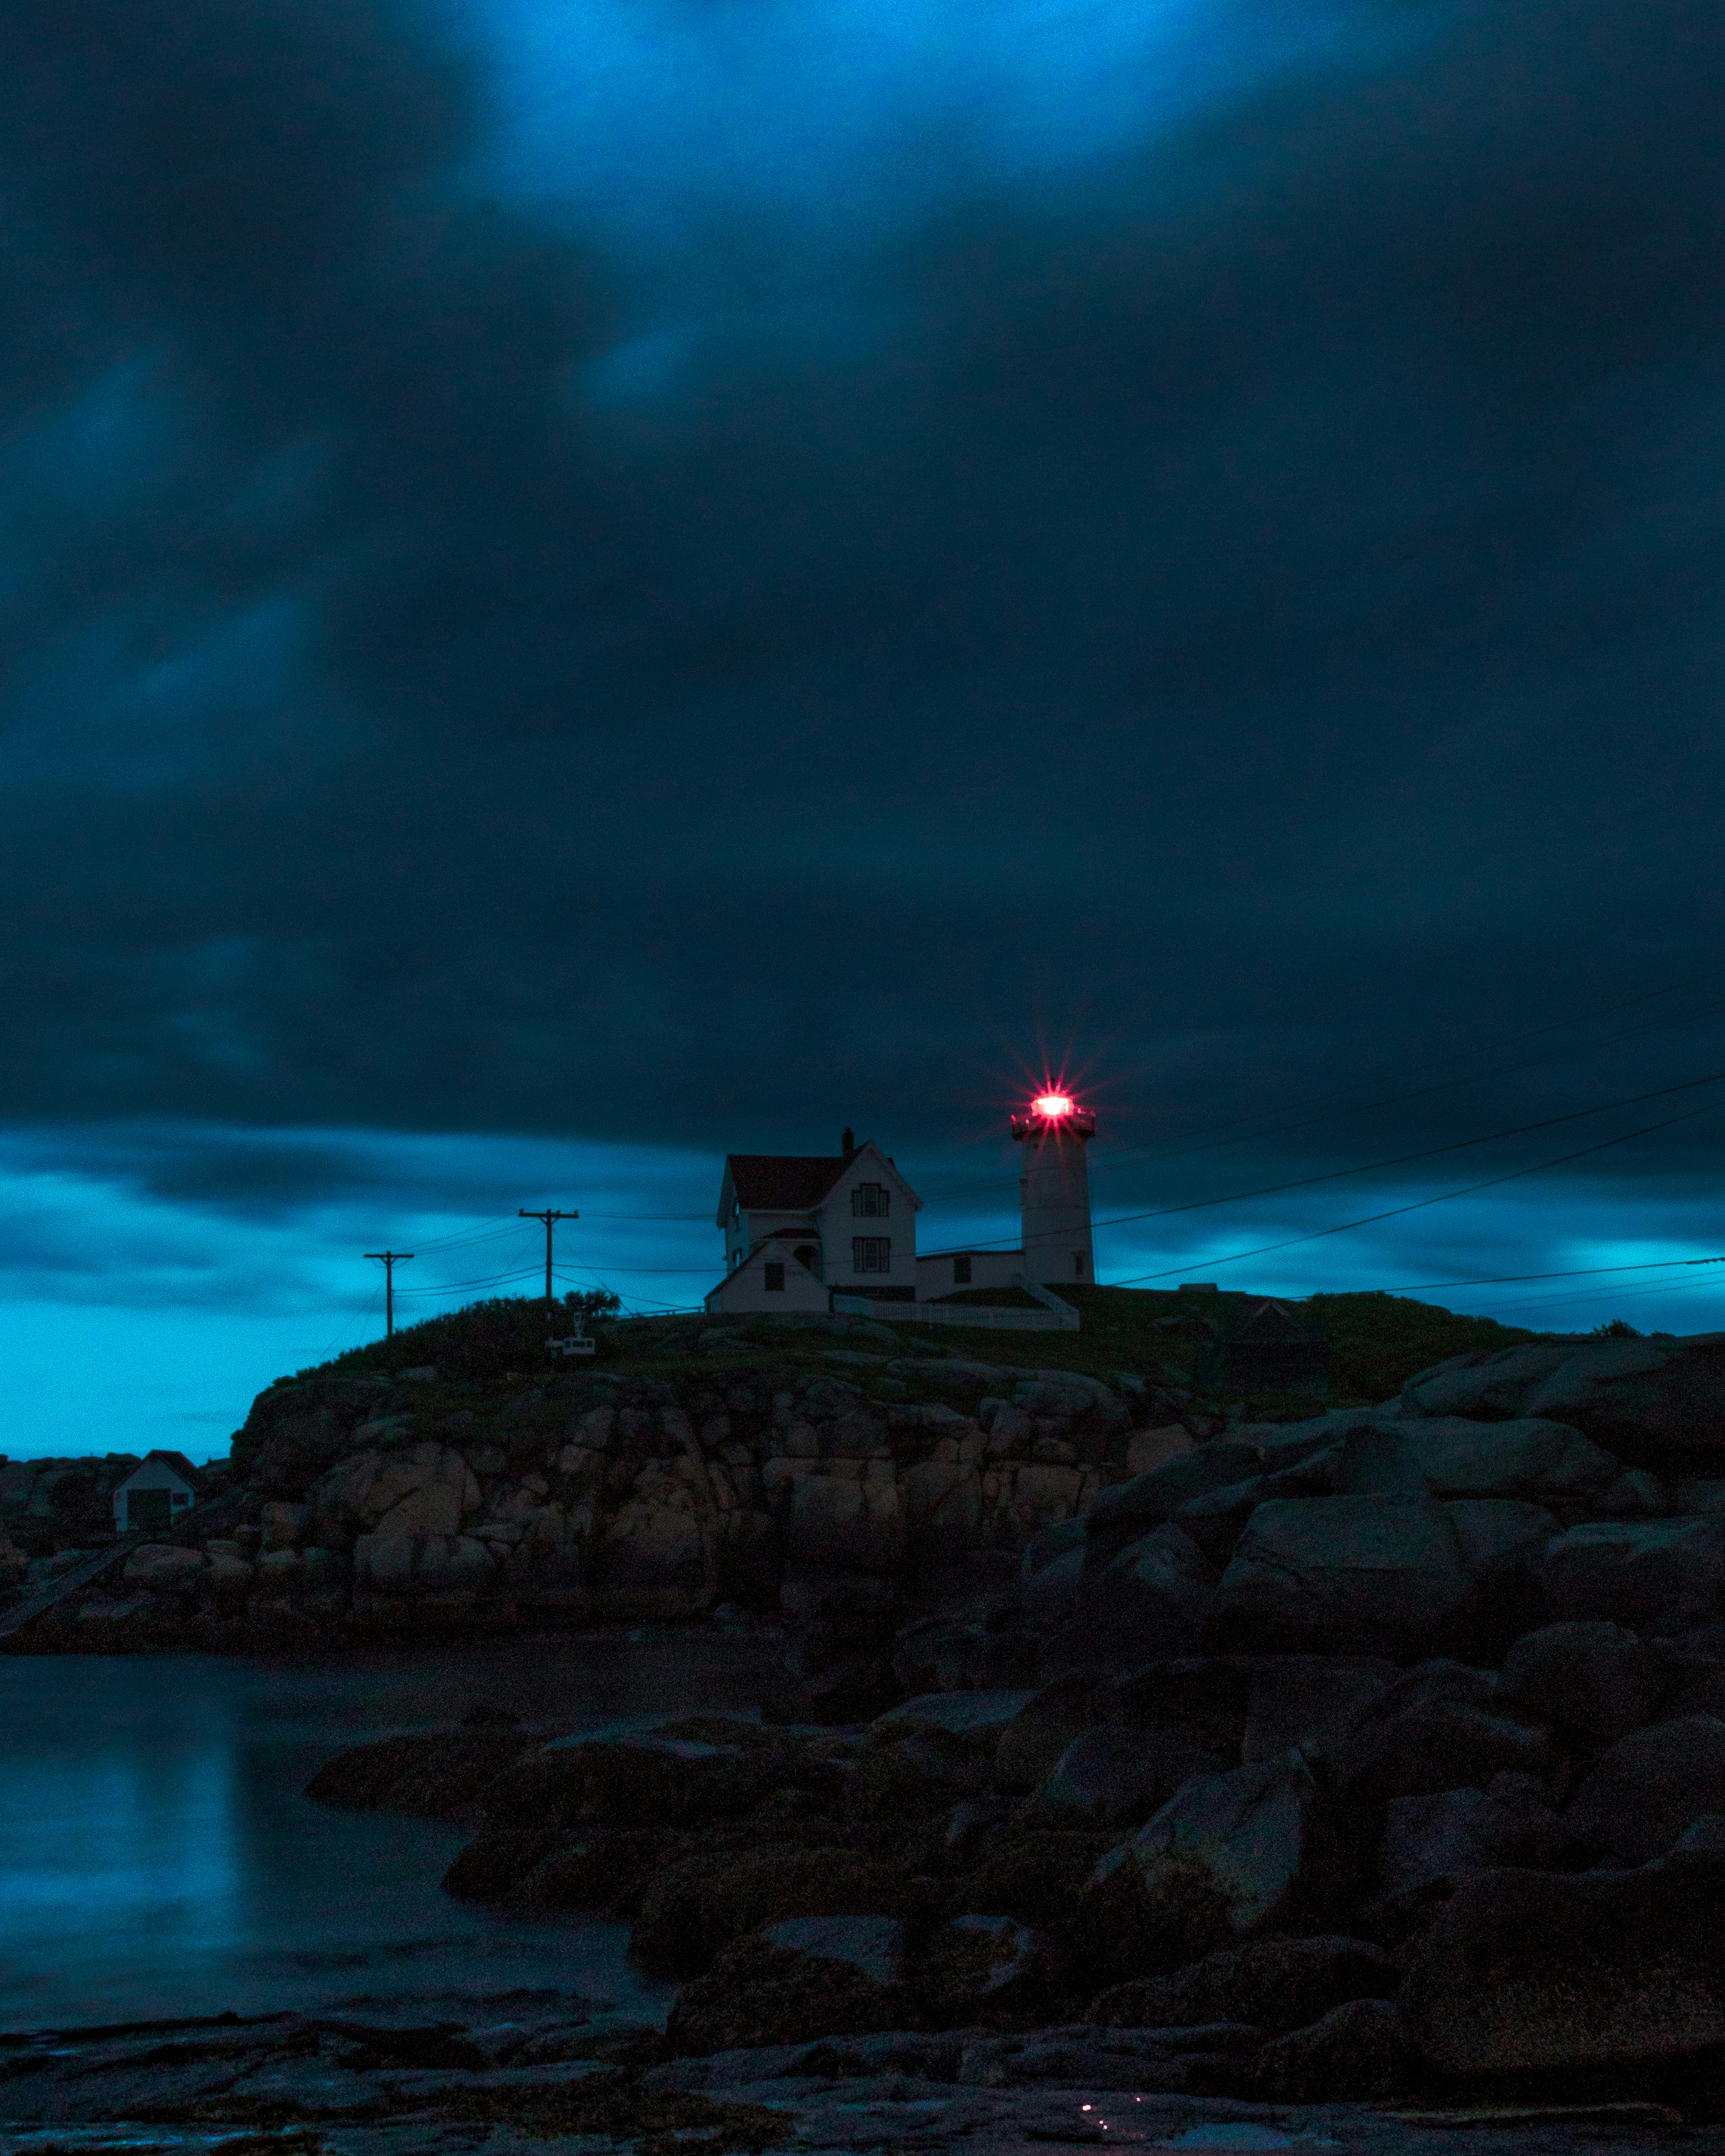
(0, 1630), (779, 2032)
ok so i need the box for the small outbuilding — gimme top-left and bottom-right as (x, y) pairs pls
(111, 1451), (202, 1535)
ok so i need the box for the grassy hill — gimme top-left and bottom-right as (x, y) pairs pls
(296, 1281), (1548, 1416)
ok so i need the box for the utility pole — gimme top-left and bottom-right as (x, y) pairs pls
(519, 1207), (578, 1308)
(365, 1250), (414, 1336)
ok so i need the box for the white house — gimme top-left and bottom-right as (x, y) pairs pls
(112, 1451), (201, 1535)
(706, 1132), (922, 1315)
(914, 1247), (1025, 1297)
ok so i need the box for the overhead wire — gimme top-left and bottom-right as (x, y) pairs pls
(1107, 1090), (1725, 1285)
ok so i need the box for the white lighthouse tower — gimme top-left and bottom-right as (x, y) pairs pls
(1012, 1090), (1096, 1286)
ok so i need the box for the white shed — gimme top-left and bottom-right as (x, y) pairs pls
(112, 1451), (201, 1535)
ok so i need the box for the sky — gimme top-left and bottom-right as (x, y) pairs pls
(5, 0), (1725, 1457)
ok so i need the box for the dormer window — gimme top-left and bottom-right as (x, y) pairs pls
(851, 1182), (889, 1218)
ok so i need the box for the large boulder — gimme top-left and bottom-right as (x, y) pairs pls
(353, 1531), (495, 1597)
(1209, 1495), (1556, 1659)
(1079, 1752), (1335, 1981)
(1332, 1417), (1622, 1508)
(1377, 1774), (1580, 1901)
(1331, 1664), (1553, 1803)
(666, 1915), (909, 2054)
(1088, 1934), (1394, 2035)
(483, 1735), (789, 1833)
(1255, 1997), (1409, 2101)
(1030, 1726), (1223, 1829)
(1401, 1827), (1725, 2075)
(1083, 1444), (1269, 1560)
(1048, 1524), (1218, 1672)
(1498, 1620), (1674, 1741)
(122, 1544), (207, 1590)
(911, 1914), (1050, 2027)
(1541, 1518), (1725, 1635)
(600, 1464), (717, 1618)
(1241, 1655), (1398, 1763)
(1398, 1335), (1725, 1468)
(1564, 1714), (1725, 1865)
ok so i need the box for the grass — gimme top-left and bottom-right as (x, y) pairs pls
(285, 1278), (1552, 1415)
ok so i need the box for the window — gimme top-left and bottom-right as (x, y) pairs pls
(1073, 1252), (1086, 1277)
(851, 1182), (889, 1217)
(763, 1261), (785, 1291)
(794, 1244), (822, 1279)
(953, 1256), (972, 1285)
(852, 1236), (891, 1273)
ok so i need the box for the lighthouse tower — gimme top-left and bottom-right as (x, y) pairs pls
(1012, 1091), (1096, 1287)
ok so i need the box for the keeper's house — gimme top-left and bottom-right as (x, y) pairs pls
(706, 1131), (922, 1315)
(111, 1451), (201, 1535)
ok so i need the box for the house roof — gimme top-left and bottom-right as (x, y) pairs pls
(119, 1450), (202, 1489)
(727, 1154), (849, 1211)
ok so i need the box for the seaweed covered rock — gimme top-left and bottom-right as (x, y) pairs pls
(1074, 1752), (1336, 1984)
(1087, 1934), (1393, 2036)
(1255, 1997), (1410, 2100)
(1402, 1826), (1725, 2075)
(666, 1916), (910, 2054)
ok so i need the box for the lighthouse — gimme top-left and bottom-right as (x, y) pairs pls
(1012, 1090), (1096, 1286)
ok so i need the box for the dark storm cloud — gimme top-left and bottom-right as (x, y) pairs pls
(4, 0), (1725, 1200)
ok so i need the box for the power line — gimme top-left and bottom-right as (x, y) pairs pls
(949, 1065), (1725, 1258)
(910, 972), (1725, 1207)
(1107, 1091), (1725, 1286)
(1363, 1255), (1725, 1296)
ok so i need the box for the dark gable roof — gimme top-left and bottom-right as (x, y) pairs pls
(142, 1449), (203, 1486)
(727, 1154), (848, 1210)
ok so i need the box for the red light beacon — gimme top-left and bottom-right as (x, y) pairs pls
(1010, 1087), (1096, 1286)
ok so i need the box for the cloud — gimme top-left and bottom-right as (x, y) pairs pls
(0, 0), (1722, 1208)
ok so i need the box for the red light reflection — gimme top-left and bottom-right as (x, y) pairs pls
(1032, 1092), (1074, 1118)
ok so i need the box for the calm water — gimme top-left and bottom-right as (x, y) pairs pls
(0, 1631), (779, 2032)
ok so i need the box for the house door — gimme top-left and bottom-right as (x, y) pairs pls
(127, 1488), (173, 1532)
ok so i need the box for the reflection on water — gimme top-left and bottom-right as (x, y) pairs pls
(0, 1630), (777, 2030)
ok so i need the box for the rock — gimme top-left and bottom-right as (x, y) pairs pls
(697, 1845), (914, 1957)
(1097, 1657), (1255, 1753)
(1378, 1774), (1581, 1901)
(1030, 1726), (1222, 1829)
(122, 1544), (207, 1590)
(1084, 1445), (1267, 1558)
(1333, 1417), (1623, 1508)
(353, 1531), (495, 1595)
(602, 1465), (717, 1618)
(873, 1690), (1036, 1748)
(1241, 1656), (1398, 1763)
(954, 1828), (1119, 1931)
(484, 1735), (791, 1832)
(258, 1499), (309, 1550)
(783, 1471), (906, 1575)
(1402, 1833), (1725, 2074)
(912, 1915), (1050, 2026)
(993, 1673), (1099, 1792)
(318, 1442), (481, 1540)
(1565, 1714), (1725, 1864)
(1255, 1997), (1409, 2100)
(1498, 1620), (1673, 1740)
(952, 2023), (1261, 2092)
(1542, 1518), (1725, 1636)
(1331, 1666), (1552, 1803)
(305, 1730), (533, 1817)
(1398, 1334), (1725, 1467)
(666, 1915), (909, 2054)
(1210, 1496), (1556, 1660)
(442, 1825), (572, 1902)
(1089, 1934), (1394, 2035)
(1046, 1525), (1218, 1673)
(1079, 1752), (1334, 1981)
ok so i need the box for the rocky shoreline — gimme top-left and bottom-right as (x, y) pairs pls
(14, 1326), (1725, 2149)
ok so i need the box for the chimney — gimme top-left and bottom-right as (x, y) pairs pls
(841, 1127), (856, 1158)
